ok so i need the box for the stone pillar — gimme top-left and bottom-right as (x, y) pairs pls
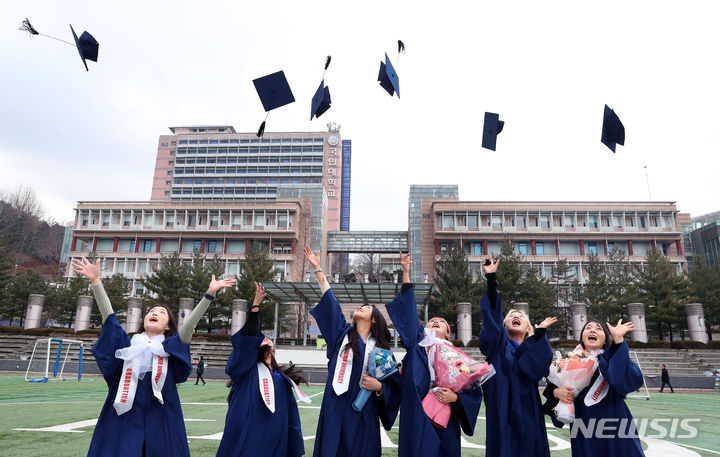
(457, 302), (472, 346)
(685, 303), (708, 344)
(626, 303), (648, 343)
(126, 297), (143, 333)
(514, 302), (530, 320)
(24, 294), (45, 330)
(363, 274), (369, 283)
(571, 303), (588, 340)
(231, 299), (248, 335)
(178, 298), (195, 332)
(74, 296), (93, 332)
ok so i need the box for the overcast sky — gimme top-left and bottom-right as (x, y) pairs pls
(2, 1), (719, 229)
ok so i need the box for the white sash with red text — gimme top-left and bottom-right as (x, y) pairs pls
(584, 372), (610, 406)
(113, 333), (169, 416)
(332, 334), (375, 395)
(257, 362), (276, 412)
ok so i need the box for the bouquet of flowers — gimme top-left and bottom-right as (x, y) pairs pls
(351, 348), (400, 412)
(546, 345), (600, 423)
(420, 331), (495, 429)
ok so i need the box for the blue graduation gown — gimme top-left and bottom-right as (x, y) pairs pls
(88, 314), (192, 457)
(385, 284), (483, 457)
(216, 329), (304, 457)
(310, 289), (401, 457)
(478, 293), (553, 457)
(543, 342), (645, 457)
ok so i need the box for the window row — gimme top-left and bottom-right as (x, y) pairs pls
(75, 238), (294, 255)
(178, 138), (324, 145)
(174, 167), (323, 175)
(176, 156), (324, 164)
(438, 212), (675, 230)
(440, 240), (674, 257)
(79, 210), (294, 229)
(174, 178), (324, 185)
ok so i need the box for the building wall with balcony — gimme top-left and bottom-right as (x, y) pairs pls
(66, 198), (321, 295)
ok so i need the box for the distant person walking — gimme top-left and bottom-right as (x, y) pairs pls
(195, 356), (206, 385)
(659, 364), (674, 393)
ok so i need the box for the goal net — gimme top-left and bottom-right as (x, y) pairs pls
(626, 350), (651, 400)
(25, 338), (84, 383)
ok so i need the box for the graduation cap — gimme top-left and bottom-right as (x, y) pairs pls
(482, 112), (504, 151)
(311, 56), (332, 120)
(70, 25), (99, 72)
(377, 53), (400, 98)
(253, 70), (295, 137)
(19, 18), (99, 71)
(601, 105), (625, 153)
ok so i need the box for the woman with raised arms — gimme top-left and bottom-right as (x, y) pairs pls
(304, 246), (401, 457)
(72, 256), (235, 457)
(478, 256), (556, 457)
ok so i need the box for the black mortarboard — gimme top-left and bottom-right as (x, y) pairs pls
(253, 70), (295, 137)
(310, 80), (332, 120)
(70, 25), (99, 72)
(378, 53), (400, 98)
(482, 112), (504, 151)
(601, 105), (625, 153)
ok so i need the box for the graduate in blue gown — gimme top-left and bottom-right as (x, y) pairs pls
(72, 257), (236, 457)
(478, 257), (556, 457)
(543, 319), (645, 457)
(304, 247), (401, 457)
(216, 282), (306, 457)
(385, 253), (484, 457)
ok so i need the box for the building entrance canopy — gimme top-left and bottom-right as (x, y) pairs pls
(261, 281), (434, 306)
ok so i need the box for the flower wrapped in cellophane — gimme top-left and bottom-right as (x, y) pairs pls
(547, 345), (601, 423)
(419, 330), (495, 429)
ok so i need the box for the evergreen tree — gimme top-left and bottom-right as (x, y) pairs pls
(583, 253), (613, 320)
(607, 246), (638, 318)
(518, 267), (560, 337)
(101, 273), (129, 324)
(428, 243), (485, 334)
(141, 251), (189, 313)
(236, 242), (278, 331)
(689, 256), (720, 341)
(637, 247), (690, 341)
(496, 237), (523, 308)
(2, 270), (48, 326)
(551, 258), (575, 338)
(187, 252), (228, 332)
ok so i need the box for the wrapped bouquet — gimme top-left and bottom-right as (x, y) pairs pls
(351, 347), (400, 412)
(419, 330), (495, 429)
(546, 345), (600, 423)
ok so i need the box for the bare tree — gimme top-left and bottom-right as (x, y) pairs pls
(352, 253), (383, 282)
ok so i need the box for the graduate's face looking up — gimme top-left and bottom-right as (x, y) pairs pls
(503, 310), (531, 338)
(353, 304), (375, 323)
(426, 317), (450, 340)
(261, 338), (274, 364)
(582, 321), (606, 350)
(143, 306), (170, 337)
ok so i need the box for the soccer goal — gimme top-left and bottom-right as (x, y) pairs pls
(627, 350), (651, 400)
(24, 338), (84, 383)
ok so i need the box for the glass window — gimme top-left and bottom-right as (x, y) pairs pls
(588, 242), (597, 255)
(210, 215), (219, 227)
(193, 240), (201, 252)
(613, 216), (622, 227)
(207, 241), (217, 253)
(639, 217), (647, 228)
(468, 215), (478, 228)
(540, 216), (550, 229)
(517, 216), (526, 228)
(518, 242), (527, 255)
(143, 240), (152, 252)
(491, 215), (502, 228)
(564, 215), (574, 228)
(442, 215), (454, 229)
(662, 216), (672, 229)
(536, 243), (544, 255)
(588, 215), (599, 228)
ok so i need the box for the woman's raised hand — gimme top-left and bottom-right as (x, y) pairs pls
(483, 256), (500, 274)
(399, 252), (413, 273)
(72, 257), (101, 285)
(252, 282), (267, 308)
(304, 246), (320, 269)
(536, 317), (558, 329)
(606, 319), (635, 344)
(208, 275), (236, 294)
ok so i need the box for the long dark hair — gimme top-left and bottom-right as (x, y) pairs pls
(343, 305), (392, 359)
(579, 320), (611, 350)
(139, 304), (178, 337)
(257, 346), (307, 386)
